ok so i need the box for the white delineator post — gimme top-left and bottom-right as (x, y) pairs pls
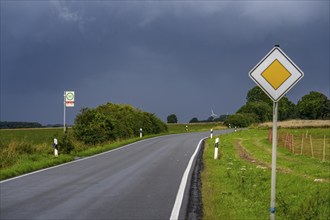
(53, 138), (58, 157)
(214, 138), (219, 160)
(140, 128), (143, 138)
(270, 101), (278, 220)
(210, 128), (213, 139)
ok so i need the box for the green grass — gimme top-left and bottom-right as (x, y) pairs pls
(202, 129), (330, 220)
(0, 128), (63, 146)
(1, 154), (73, 180)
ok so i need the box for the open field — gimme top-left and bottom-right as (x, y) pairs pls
(202, 129), (330, 220)
(0, 127), (63, 145)
(259, 119), (330, 128)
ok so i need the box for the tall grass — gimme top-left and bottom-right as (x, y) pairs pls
(259, 119), (330, 128)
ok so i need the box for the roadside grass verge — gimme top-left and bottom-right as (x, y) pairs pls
(1, 154), (73, 180)
(202, 129), (330, 220)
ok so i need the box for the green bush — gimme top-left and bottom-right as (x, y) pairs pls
(59, 132), (75, 154)
(73, 103), (167, 145)
(224, 113), (257, 128)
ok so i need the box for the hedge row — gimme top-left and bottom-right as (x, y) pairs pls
(73, 103), (168, 145)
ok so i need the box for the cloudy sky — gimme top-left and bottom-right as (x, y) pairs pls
(1, 0), (329, 124)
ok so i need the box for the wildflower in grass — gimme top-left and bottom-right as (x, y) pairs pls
(256, 165), (267, 170)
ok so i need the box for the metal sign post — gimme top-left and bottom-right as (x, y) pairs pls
(63, 92), (66, 133)
(249, 45), (303, 220)
(270, 101), (278, 219)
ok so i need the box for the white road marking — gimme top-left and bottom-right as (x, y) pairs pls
(170, 137), (206, 220)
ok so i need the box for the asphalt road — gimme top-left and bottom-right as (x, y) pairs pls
(1, 130), (233, 220)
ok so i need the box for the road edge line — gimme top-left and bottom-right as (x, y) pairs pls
(169, 137), (207, 220)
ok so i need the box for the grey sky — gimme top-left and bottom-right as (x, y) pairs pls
(1, 1), (329, 124)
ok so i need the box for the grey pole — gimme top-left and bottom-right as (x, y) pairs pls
(270, 101), (278, 220)
(64, 91), (66, 133)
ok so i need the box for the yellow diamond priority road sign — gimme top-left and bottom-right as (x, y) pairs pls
(249, 47), (303, 102)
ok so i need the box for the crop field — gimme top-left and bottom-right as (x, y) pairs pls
(259, 119), (330, 128)
(0, 127), (63, 145)
(202, 129), (330, 220)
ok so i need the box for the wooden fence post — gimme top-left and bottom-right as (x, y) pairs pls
(310, 135), (314, 158)
(292, 134), (294, 154)
(268, 128), (272, 143)
(301, 134), (304, 155)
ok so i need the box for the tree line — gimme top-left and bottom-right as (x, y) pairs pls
(224, 86), (330, 127)
(0, 121), (43, 129)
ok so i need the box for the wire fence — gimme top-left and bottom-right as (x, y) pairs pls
(268, 129), (330, 161)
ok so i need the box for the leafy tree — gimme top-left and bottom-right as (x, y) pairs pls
(0, 121), (42, 129)
(246, 86), (272, 106)
(278, 97), (296, 120)
(189, 117), (199, 123)
(167, 114), (178, 123)
(297, 91), (330, 119)
(216, 115), (229, 122)
(237, 102), (272, 122)
(244, 86), (296, 121)
(73, 108), (113, 145)
(207, 116), (214, 122)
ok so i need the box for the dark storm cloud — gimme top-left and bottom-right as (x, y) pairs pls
(1, 1), (329, 124)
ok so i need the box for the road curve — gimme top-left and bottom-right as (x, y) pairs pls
(1, 130), (233, 220)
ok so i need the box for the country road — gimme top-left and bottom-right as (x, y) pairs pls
(1, 130), (233, 220)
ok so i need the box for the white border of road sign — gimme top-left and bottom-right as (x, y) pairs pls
(249, 47), (304, 102)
